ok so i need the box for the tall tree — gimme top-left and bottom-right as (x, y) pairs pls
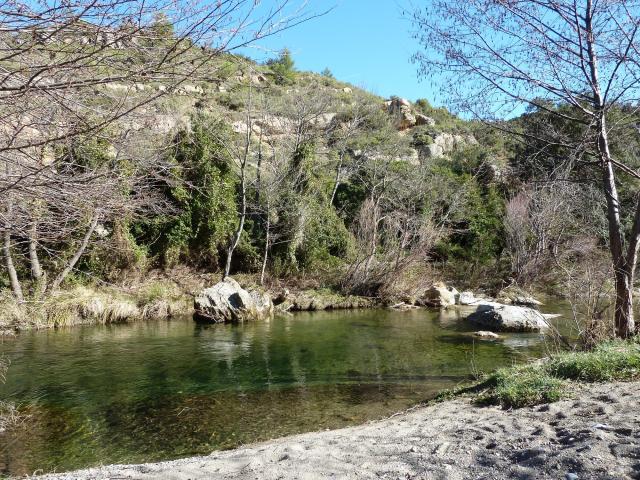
(413, 0), (640, 337)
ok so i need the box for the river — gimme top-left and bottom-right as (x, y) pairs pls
(0, 306), (572, 476)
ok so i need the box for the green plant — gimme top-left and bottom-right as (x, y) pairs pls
(265, 48), (296, 86)
(547, 341), (640, 381)
(133, 113), (237, 268)
(480, 365), (565, 408)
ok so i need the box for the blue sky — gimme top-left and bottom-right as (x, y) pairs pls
(240, 0), (439, 104)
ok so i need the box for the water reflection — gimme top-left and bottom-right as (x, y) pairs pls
(0, 307), (570, 476)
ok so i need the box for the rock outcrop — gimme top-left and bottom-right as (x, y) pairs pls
(387, 97), (416, 130)
(194, 277), (274, 323)
(415, 113), (435, 126)
(458, 291), (480, 305)
(278, 290), (373, 311)
(467, 304), (548, 332)
(423, 133), (478, 158)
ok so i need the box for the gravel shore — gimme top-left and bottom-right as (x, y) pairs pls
(39, 382), (640, 480)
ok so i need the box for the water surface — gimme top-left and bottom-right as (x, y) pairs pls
(0, 308), (566, 476)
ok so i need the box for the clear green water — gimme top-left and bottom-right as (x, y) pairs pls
(0, 308), (566, 476)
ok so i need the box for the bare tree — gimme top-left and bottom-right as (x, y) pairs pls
(0, 0), (326, 299)
(414, 0), (640, 337)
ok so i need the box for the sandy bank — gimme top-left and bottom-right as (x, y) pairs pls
(39, 382), (639, 480)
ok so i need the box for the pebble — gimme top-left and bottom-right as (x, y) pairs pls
(592, 423), (613, 431)
(565, 473), (579, 480)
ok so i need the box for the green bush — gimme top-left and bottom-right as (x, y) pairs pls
(266, 49), (296, 86)
(133, 113), (237, 268)
(298, 201), (354, 273)
(412, 126), (434, 146)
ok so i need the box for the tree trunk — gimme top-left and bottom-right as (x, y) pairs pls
(3, 222), (24, 303)
(28, 221), (43, 280)
(614, 267), (635, 338)
(584, 0), (636, 338)
(224, 199), (245, 279)
(260, 215), (270, 286)
(598, 118), (636, 338)
(329, 152), (345, 205)
(51, 212), (99, 290)
(224, 76), (252, 279)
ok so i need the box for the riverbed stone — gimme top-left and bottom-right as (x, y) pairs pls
(194, 277), (273, 323)
(467, 304), (548, 332)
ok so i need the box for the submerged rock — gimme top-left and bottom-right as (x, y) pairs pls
(467, 304), (548, 332)
(194, 277), (273, 323)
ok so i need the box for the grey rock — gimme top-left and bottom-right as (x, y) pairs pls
(194, 277), (273, 323)
(420, 283), (459, 308)
(467, 304), (548, 332)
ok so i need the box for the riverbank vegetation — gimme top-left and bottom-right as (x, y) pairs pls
(440, 339), (640, 409)
(1, 0), (639, 351)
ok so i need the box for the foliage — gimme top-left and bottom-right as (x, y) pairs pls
(266, 48), (296, 86)
(134, 114), (237, 268)
(321, 67), (334, 79)
(297, 200), (354, 273)
(428, 160), (505, 270)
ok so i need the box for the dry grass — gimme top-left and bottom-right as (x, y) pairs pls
(0, 280), (192, 333)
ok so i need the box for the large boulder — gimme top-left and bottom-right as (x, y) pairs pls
(420, 282), (459, 308)
(194, 278), (273, 323)
(467, 304), (548, 332)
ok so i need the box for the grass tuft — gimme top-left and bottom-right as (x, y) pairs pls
(547, 341), (640, 382)
(479, 365), (565, 408)
(467, 339), (640, 409)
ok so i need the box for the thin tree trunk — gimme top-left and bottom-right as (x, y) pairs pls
(51, 212), (99, 291)
(585, 2), (635, 337)
(329, 152), (345, 205)
(28, 221), (43, 280)
(260, 214), (270, 286)
(3, 214), (24, 303)
(599, 125), (635, 337)
(28, 220), (47, 297)
(224, 189), (246, 279)
(224, 77), (252, 279)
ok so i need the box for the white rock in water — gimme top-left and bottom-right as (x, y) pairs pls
(467, 304), (548, 332)
(194, 277), (273, 323)
(458, 291), (479, 305)
(421, 282), (459, 308)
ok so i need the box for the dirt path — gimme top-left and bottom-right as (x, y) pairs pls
(40, 382), (640, 480)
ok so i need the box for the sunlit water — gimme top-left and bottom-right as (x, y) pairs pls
(0, 307), (572, 476)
